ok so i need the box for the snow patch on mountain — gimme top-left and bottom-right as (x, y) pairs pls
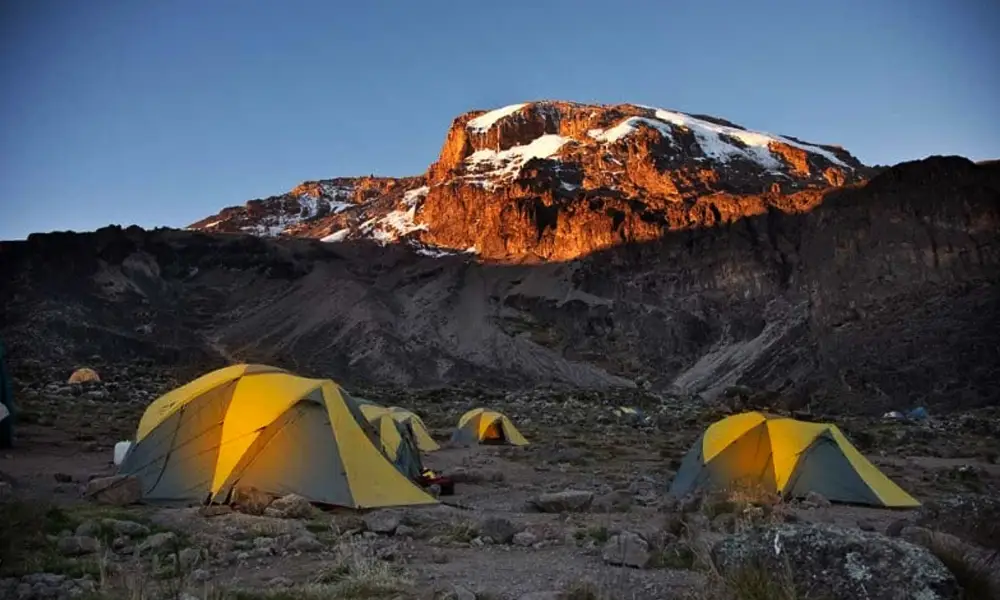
(651, 108), (849, 168)
(464, 134), (571, 189)
(320, 229), (350, 243)
(467, 103), (528, 132)
(589, 117), (675, 144)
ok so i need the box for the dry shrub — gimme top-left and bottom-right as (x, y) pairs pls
(312, 537), (410, 598)
(690, 551), (809, 600)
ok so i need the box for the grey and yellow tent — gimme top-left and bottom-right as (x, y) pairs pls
(356, 401), (425, 481)
(117, 364), (437, 509)
(450, 408), (528, 446)
(668, 411), (919, 508)
(388, 407), (439, 452)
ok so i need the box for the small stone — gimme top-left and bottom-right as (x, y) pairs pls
(57, 536), (100, 556)
(528, 489), (594, 513)
(190, 569), (212, 583)
(885, 518), (909, 537)
(252, 537), (276, 551)
(74, 520), (101, 537)
(395, 524), (417, 538)
(178, 547), (202, 570)
(479, 517), (518, 544)
(857, 519), (877, 532)
(267, 493), (315, 519)
(140, 531), (177, 554)
(364, 510), (402, 535)
(268, 577), (293, 588)
(85, 475), (142, 506)
(602, 531), (650, 568)
(288, 533), (323, 553)
(802, 491), (831, 508)
(512, 531), (538, 547)
(53, 473), (73, 483)
(103, 518), (149, 537)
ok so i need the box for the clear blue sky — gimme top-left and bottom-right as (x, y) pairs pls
(1, 0), (997, 240)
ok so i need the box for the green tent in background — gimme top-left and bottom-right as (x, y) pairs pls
(0, 339), (14, 448)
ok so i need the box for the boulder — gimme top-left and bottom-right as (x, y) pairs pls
(592, 489), (633, 513)
(264, 493), (315, 519)
(711, 523), (961, 600)
(528, 489), (594, 513)
(230, 486), (274, 515)
(140, 531), (178, 554)
(915, 493), (1000, 550)
(85, 475), (142, 506)
(364, 510), (402, 535)
(601, 531), (650, 568)
(57, 536), (100, 556)
(288, 533), (323, 553)
(479, 517), (518, 544)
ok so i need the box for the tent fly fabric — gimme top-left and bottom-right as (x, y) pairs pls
(355, 400), (425, 481)
(117, 364), (437, 509)
(388, 406), (440, 452)
(450, 408), (528, 446)
(668, 411), (919, 508)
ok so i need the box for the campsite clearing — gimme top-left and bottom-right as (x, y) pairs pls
(1, 365), (999, 599)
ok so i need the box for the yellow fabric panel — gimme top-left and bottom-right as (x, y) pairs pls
(360, 403), (389, 420)
(458, 408), (485, 428)
(376, 415), (402, 459)
(478, 414), (501, 440)
(210, 372), (324, 493)
(499, 416), (529, 446)
(322, 382), (437, 508)
(136, 364), (249, 441)
(391, 412), (439, 451)
(764, 418), (829, 491)
(828, 427), (920, 507)
(703, 422), (774, 490)
(701, 412), (767, 462)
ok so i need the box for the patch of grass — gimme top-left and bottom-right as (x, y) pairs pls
(924, 534), (998, 600)
(586, 525), (611, 544)
(559, 580), (606, 600)
(0, 500), (76, 576)
(692, 559), (807, 600)
(443, 520), (479, 543)
(649, 544), (698, 570)
(311, 539), (410, 598)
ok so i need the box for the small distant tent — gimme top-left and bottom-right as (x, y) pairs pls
(668, 411), (919, 508)
(388, 407), (440, 452)
(355, 401), (425, 481)
(450, 408), (528, 446)
(117, 364), (437, 509)
(68, 367), (100, 384)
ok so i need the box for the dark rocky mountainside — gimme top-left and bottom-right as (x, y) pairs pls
(3, 155), (998, 415)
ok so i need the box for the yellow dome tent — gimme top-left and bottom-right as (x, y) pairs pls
(668, 411), (919, 508)
(68, 368), (100, 384)
(450, 407), (528, 446)
(355, 401), (424, 480)
(117, 364), (437, 509)
(388, 406), (439, 452)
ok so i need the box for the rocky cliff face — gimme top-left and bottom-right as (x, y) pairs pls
(191, 101), (873, 261)
(4, 156), (998, 414)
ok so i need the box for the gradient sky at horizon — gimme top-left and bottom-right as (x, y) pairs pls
(1, 0), (998, 240)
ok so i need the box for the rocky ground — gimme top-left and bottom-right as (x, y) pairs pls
(2, 365), (999, 599)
